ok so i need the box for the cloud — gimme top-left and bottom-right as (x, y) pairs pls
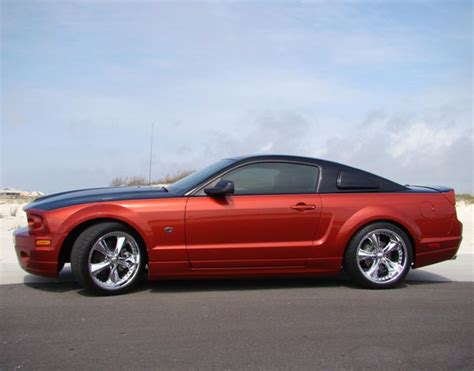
(318, 112), (473, 193)
(389, 122), (462, 161)
(1, 1), (472, 194)
(232, 111), (313, 155)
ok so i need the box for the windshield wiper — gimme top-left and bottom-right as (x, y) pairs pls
(160, 186), (169, 192)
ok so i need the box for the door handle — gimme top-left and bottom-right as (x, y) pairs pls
(291, 203), (316, 211)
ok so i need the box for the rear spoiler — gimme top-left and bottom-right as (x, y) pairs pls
(406, 185), (456, 205)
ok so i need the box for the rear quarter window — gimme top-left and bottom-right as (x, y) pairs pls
(337, 170), (380, 190)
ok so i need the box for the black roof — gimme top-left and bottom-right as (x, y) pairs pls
(225, 154), (407, 193)
(228, 154), (333, 165)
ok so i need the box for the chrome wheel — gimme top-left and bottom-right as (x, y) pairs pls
(356, 229), (408, 284)
(88, 231), (141, 290)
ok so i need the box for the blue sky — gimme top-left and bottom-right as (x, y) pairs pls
(1, 0), (472, 193)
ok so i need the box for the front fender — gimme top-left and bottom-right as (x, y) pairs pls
(57, 203), (154, 249)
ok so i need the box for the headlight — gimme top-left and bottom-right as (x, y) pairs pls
(27, 213), (48, 234)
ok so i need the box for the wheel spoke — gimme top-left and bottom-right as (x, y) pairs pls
(94, 240), (111, 257)
(358, 249), (377, 260)
(383, 240), (399, 254)
(383, 258), (402, 275)
(368, 233), (380, 249)
(367, 259), (380, 278)
(108, 265), (120, 283)
(90, 261), (111, 276)
(114, 237), (127, 255)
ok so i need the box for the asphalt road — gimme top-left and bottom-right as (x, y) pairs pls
(1, 277), (473, 370)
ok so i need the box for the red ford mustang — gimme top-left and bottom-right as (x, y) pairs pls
(14, 155), (462, 294)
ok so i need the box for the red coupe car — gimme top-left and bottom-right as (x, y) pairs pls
(14, 155), (462, 294)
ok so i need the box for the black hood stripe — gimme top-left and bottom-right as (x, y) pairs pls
(26, 187), (178, 211)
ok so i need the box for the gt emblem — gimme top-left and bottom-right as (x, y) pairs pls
(164, 227), (174, 233)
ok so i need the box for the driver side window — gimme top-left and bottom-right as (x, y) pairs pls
(200, 162), (319, 195)
(224, 165), (280, 194)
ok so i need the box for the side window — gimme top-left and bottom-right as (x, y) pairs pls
(223, 165), (280, 194)
(210, 162), (319, 195)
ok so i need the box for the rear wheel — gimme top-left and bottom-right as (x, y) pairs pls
(71, 222), (145, 295)
(344, 222), (413, 289)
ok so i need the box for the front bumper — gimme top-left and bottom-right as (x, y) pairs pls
(13, 227), (60, 277)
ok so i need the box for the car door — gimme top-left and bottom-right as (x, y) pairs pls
(185, 162), (322, 268)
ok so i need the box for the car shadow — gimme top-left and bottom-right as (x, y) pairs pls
(22, 268), (455, 296)
(405, 269), (453, 284)
(147, 275), (352, 293)
(23, 273), (354, 296)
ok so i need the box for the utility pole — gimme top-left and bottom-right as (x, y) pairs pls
(148, 123), (154, 185)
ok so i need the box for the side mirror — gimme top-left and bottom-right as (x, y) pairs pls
(204, 180), (235, 196)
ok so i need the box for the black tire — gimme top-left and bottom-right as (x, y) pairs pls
(344, 222), (413, 289)
(71, 222), (146, 295)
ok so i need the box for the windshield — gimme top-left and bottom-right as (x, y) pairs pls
(167, 159), (235, 194)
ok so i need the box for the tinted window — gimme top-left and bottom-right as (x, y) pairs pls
(220, 162), (319, 195)
(336, 170), (380, 190)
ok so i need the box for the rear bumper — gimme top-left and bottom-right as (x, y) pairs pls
(414, 219), (463, 268)
(414, 245), (460, 268)
(13, 227), (60, 277)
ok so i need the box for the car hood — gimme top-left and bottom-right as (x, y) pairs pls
(25, 186), (178, 211)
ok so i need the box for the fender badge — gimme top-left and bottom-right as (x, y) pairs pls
(164, 227), (174, 233)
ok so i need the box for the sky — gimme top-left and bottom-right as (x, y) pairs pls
(1, 0), (472, 194)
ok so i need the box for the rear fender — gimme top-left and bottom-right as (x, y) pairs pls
(335, 206), (422, 256)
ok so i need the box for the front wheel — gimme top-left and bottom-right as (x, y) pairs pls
(344, 223), (413, 289)
(71, 222), (146, 295)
